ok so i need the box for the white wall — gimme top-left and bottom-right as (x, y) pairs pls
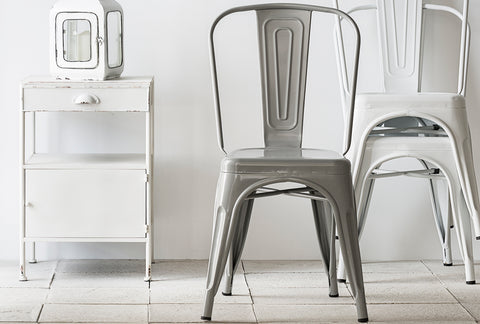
(1, 0), (480, 262)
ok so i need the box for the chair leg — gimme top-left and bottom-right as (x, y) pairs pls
(444, 195), (453, 265)
(223, 198), (255, 295)
(449, 126), (480, 238)
(338, 176), (375, 283)
(203, 193), (236, 319)
(430, 178), (453, 266)
(357, 178), (376, 239)
(421, 158), (453, 266)
(326, 177), (368, 322)
(449, 184), (475, 284)
(202, 174), (255, 321)
(311, 199), (338, 297)
(202, 205), (232, 320)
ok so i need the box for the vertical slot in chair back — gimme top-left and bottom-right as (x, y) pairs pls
(257, 9), (311, 148)
(377, 0), (423, 92)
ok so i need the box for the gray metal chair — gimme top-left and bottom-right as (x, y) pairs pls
(202, 3), (368, 323)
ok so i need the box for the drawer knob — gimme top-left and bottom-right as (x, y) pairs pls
(73, 94), (100, 105)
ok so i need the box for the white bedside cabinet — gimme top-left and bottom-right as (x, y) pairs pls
(20, 76), (154, 281)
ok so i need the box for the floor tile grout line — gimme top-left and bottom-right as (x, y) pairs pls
(47, 260), (60, 288)
(245, 271), (324, 274)
(421, 260), (477, 322)
(35, 303), (44, 323)
(422, 260), (451, 283)
(43, 302), (152, 306)
(420, 260), (439, 276)
(365, 301), (460, 305)
(242, 261), (259, 324)
(148, 276), (152, 324)
(43, 261), (57, 310)
(443, 287), (477, 321)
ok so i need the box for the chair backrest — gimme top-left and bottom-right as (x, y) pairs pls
(210, 4), (360, 155)
(378, 0), (423, 92)
(335, 0), (469, 95)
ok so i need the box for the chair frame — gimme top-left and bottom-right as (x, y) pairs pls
(333, 0), (479, 284)
(203, 3), (369, 322)
(210, 3), (360, 156)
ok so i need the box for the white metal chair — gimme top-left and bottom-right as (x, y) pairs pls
(334, 0), (479, 284)
(202, 3), (368, 322)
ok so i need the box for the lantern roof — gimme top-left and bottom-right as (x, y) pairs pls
(51, 0), (122, 14)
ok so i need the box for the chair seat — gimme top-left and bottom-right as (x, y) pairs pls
(356, 93), (465, 110)
(221, 148), (350, 175)
(365, 135), (453, 152)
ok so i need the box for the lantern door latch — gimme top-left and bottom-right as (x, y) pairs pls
(73, 94), (100, 105)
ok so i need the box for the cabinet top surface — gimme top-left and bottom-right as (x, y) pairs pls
(22, 76), (154, 88)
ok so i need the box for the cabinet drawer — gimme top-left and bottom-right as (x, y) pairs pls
(25, 170), (146, 238)
(23, 87), (150, 112)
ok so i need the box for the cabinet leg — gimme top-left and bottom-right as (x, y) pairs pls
(28, 242), (37, 264)
(144, 238), (152, 282)
(19, 241), (27, 281)
(150, 227), (155, 264)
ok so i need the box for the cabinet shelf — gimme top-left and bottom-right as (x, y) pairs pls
(24, 153), (146, 169)
(24, 237), (147, 243)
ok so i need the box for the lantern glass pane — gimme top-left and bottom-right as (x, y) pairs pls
(107, 11), (123, 68)
(63, 19), (91, 62)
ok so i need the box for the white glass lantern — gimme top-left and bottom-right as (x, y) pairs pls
(50, 0), (124, 80)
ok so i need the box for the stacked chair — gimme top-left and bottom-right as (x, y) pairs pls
(334, 0), (480, 284)
(201, 3), (368, 323)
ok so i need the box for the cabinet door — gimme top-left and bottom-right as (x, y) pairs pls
(25, 170), (146, 238)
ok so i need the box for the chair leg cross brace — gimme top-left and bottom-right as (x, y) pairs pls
(369, 168), (441, 179)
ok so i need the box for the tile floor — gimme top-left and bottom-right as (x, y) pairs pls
(0, 259), (479, 323)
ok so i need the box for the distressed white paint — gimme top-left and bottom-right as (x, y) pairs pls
(19, 76), (153, 279)
(22, 77), (150, 112)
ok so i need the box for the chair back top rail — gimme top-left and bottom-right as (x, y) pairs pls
(334, 0), (469, 96)
(210, 3), (360, 155)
